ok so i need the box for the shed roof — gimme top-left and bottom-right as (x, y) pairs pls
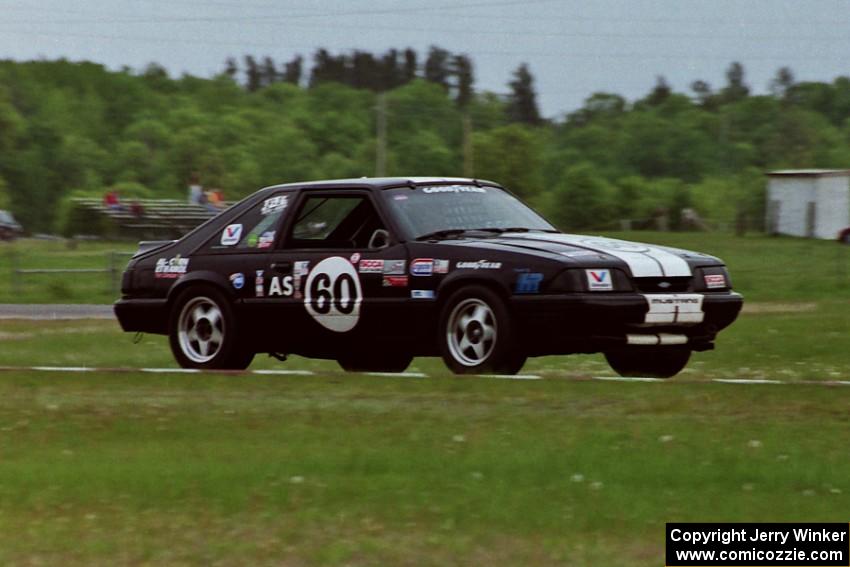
(766, 169), (850, 178)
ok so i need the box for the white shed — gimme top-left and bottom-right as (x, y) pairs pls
(766, 169), (850, 239)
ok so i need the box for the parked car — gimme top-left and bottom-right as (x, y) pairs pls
(0, 210), (22, 241)
(114, 177), (743, 377)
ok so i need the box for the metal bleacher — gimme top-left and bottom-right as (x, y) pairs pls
(72, 198), (227, 239)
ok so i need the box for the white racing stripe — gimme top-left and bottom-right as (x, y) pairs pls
(519, 234), (692, 277)
(626, 334), (688, 346)
(642, 294), (705, 325)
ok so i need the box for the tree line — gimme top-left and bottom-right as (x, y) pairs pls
(0, 48), (848, 235)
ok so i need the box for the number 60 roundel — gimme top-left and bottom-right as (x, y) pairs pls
(304, 256), (363, 332)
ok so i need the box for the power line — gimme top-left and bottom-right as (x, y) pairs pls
(4, 17), (850, 44)
(0, 0), (561, 23)
(1, 28), (849, 63)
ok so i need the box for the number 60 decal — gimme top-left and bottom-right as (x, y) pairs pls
(304, 256), (363, 332)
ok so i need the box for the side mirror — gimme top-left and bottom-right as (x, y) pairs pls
(368, 229), (390, 250)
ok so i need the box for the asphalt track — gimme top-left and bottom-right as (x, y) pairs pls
(0, 365), (849, 387)
(0, 304), (114, 319)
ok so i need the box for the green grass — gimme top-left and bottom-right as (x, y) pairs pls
(4, 231), (850, 303)
(2, 232), (849, 564)
(0, 369), (846, 565)
(0, 239), (134, 304)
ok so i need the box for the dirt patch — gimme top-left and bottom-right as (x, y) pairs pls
(742, 302), (818, 314)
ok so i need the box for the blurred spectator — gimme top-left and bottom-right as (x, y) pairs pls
(104, 190), (124, 211)
(207, 188), (225, 210)
(188, 173), (203, 205)
(130, 199), (145, 219)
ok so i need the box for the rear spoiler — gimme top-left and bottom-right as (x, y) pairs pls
(133, 240), (176, 258)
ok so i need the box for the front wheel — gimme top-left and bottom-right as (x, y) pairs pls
(168, 285), (254, 370)
(439, 285), (526, 375)
(604, 348), (691, 378)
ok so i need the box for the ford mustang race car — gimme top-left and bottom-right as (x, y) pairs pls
(114, 177), (743, 377)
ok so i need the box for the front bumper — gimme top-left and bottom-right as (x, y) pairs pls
(114, 298), (169, 334)
(512, 291), (743, 355)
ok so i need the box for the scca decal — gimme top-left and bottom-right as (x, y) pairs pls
(304, 256), (362, 332)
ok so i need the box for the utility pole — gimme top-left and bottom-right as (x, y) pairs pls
(462, 112), (474, 177)
(375, 92), (387, 177)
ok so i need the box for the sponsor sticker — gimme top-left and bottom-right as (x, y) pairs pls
(393, 194), (409, 201)
(382, 275), (409, 287)
(515, 272), (543, 294)
(410, 258), (434, 276)
(304, 256), (363, 332)
(433, 259), (450, 274)
(294, 261), (310, 276)
(422, 186), (486, 194)
(255, 270), (264, 297)
(411, 290), (435, 299)
(359, 259), (384, 273)
(221, 224), (243, 246)
(257, 231), (275, 249)
(704, 274), (726, 289)
(247, 234), (259, 247)
(261, 195), (288, 215)
(456, 260), (502, 270)
(586, 269), (613, 291)
(154, 256), (189, 279)
(350, 252), (361, 264)
(229, 273), (245, 290)
(383, 259), (406, 275)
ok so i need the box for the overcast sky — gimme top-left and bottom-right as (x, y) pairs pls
(2, 0), (849, 117)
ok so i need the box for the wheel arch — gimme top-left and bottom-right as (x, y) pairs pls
(166, 271), (236, 308)
(437, 274), (511, 307)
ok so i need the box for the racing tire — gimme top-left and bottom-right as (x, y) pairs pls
(337, 353), (413, 373)
(439, 285), (527, 375)
(604, 348), (691, 379)
(168, 284), (255, 370)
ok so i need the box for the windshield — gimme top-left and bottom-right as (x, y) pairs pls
(384, 185), (555, 239)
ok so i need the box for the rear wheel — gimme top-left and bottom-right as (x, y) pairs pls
(604, 348), (691, 378)
(168, 285), (254, 370)
(337, 353), (413, 373)
(439, 285), (526, 375)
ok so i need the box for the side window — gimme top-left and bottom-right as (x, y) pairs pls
(287, 195), (387, 249)
(203, 192), (291, 253)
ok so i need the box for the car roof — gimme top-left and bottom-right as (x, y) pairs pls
(255, 177), (501, 195)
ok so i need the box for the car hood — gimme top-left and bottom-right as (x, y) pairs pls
(438, 232), (722, 278)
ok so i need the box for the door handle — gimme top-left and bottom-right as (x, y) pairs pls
(270, 261), (292, 273)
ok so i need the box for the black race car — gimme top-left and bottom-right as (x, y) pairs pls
(115, 177), (743, 377)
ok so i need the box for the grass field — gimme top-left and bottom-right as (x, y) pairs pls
(0, 369), (847, 566)
(2, 232), (849, 565)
